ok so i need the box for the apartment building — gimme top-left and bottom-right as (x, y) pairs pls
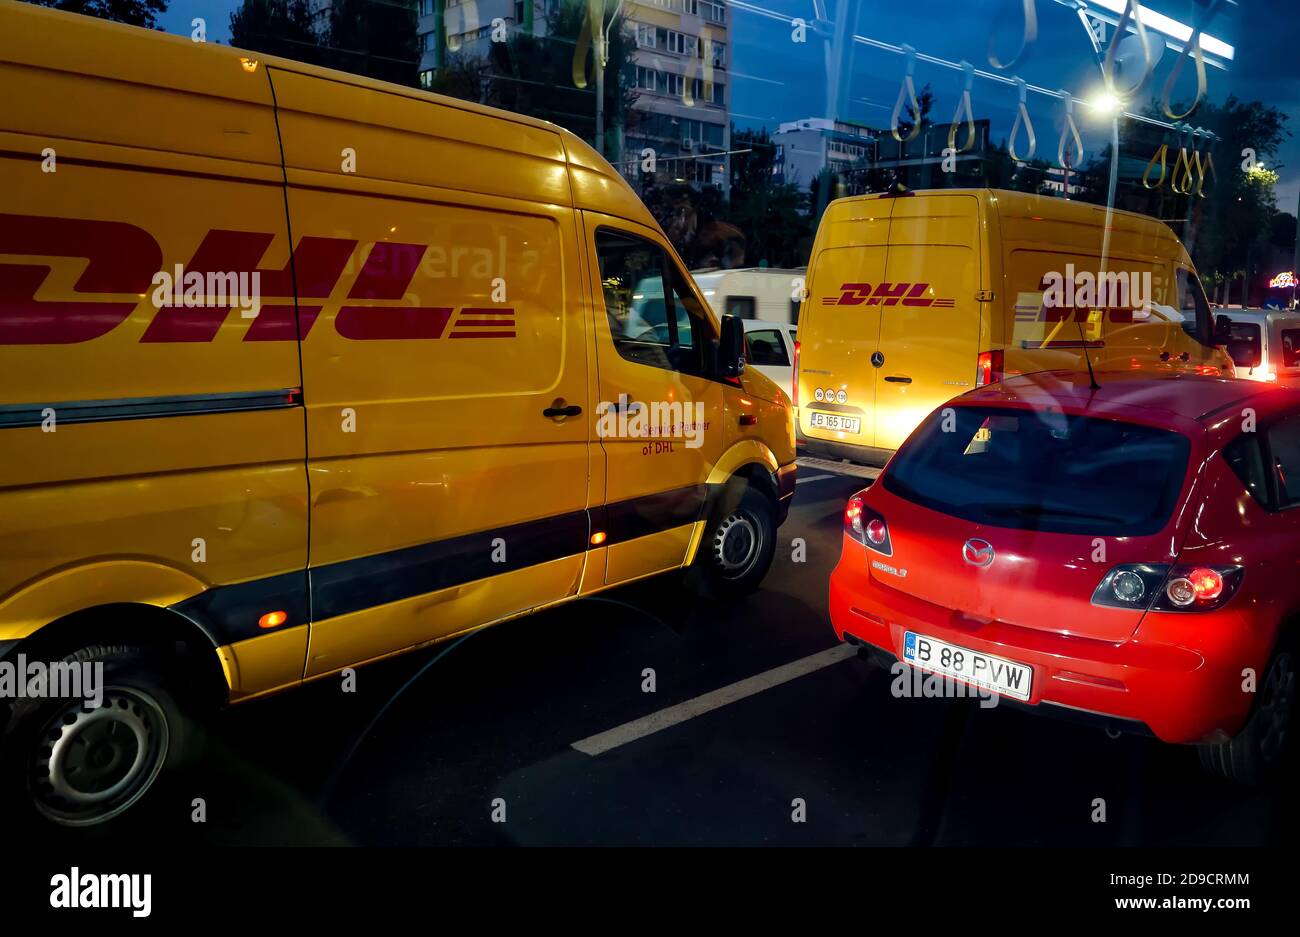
(410, 0), (731, 194)
(622, 0), (731, 193)
(772, 117), (876, 190)
(417, 0), (551, 85)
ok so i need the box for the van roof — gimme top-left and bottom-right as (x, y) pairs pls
(827, 188), (1178, 237)
(960, 371), (1294, 423)
(2, 0), (653, 229)
(1218, 308), (1300, 322)
(693, 267), (808, 276)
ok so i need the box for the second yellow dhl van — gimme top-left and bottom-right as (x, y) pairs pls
(0, 1), (795, 828)
(796, 188), (1233, 463)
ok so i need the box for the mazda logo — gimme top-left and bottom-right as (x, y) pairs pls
(962, 538), (994, 567)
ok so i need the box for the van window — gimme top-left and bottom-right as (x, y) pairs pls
(883, 406), (1191, 536)
(595, 228), (707, 376)
(1267, 415), (1300, 508)
(1282, 330), (1300, 369)
(1225, 321), (1262, 369)
(726, 296), (756, 319)
(745, 329), (789, 366)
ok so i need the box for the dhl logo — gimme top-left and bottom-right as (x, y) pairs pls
(821, 282), (955, 308)
(0, 213), (516, 345)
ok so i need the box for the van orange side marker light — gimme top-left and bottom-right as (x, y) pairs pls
(590, 532), (607, 546)
(240, 57), (259, 73)
(258, 610), (288, 630)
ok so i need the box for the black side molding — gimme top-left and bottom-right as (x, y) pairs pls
(0, 388), (302, 429)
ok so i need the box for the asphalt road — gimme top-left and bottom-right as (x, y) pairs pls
(89, 458), (1300, 847)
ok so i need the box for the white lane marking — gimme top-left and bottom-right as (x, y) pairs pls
(795, 473), (835, 485)
(571, 644), (857, 756)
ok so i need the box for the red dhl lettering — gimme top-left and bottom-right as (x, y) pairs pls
(0, 213), (517, 344)
(820, 282), (955, 308)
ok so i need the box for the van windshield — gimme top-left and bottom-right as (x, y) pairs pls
(883, 406), (1191, 536)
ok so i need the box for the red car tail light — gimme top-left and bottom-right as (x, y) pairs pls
(844, 490), (892, 555)
(976, 349), (1003, 387)
(1091, 563), (1243, 612)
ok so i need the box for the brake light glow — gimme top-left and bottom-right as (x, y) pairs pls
(976, 349), (1004, 387)
(1187, 567), (1223, 600)
(844, 495), (863, 534)
(844, 490), (892, 555)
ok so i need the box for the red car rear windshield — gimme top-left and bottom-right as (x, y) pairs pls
(883, 406), (1192, 536)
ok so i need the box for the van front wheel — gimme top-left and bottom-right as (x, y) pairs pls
(1, 644), (198, 829)
(687, 486), (777, 599)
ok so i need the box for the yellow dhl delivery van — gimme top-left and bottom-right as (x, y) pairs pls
(795, 188), (1233, 463)
(0, 1), (796, 828)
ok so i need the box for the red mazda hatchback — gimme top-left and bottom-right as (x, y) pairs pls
(831, 371), (1300, 783)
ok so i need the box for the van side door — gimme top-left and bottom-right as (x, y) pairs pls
(581, 213), (727, 586)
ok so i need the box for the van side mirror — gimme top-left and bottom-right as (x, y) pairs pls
(718, 314), (746, 378)
(1213, 314), (1232, 345)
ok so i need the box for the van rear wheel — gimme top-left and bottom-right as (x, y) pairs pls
(1198, 642), (1296, 786)
(686, 486), (777, 599)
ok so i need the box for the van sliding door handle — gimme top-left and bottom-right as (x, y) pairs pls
(543, 404), (582, 418)
(883, 375), (912, 384)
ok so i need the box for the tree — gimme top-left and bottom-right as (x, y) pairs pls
(728, 127), (811, 268)
(1150, 95), (1291, 305)
(229, 0), (324, 65)
(28, 0), (166, 28)
(324, 0), (420, 87)
(479, 1), (637, 154)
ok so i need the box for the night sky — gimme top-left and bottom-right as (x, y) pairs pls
(159, 0), (1297, 216)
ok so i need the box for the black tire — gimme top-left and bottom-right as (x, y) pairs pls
(1197, 640), (1296, 785)
(686, 485), (778, 600)
(1, 644), (201, 830)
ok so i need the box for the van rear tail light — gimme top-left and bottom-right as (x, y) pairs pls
(976, 349), (1003, 387)
(844, 490), (891, 555)
(1091, 564), (1243, 612)
(792, 340), (800, 408)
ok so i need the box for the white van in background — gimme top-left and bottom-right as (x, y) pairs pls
(743, 319), (798, 390)
(1215, 308), (1300, 386)
(743, 320), (803, 443)
(693, 267), (807, 325)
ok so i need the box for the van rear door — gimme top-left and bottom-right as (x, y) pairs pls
(798, 202), (894, 449)
(872, 194), (984, 451)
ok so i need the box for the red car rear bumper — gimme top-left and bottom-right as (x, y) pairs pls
(829, 535), (1268, 744)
